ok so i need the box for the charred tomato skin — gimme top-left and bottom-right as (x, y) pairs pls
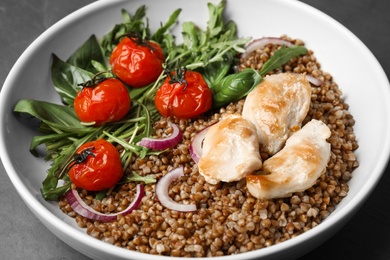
(110, 37), (165, 88)
(68, 139), (123, 191)
(73, 78), (131, 126)
(154, 70), (213, 119)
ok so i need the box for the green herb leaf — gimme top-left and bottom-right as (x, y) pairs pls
(207, 0), (226, 38)
(152, 8), (181, 44)
(100, 7), (149, 58)
(14, 99), (95, 134)
(182, 22), (200, 54)
(259, 45), (308, 76)
(51, 54), (93, 105)
(41, 181), (71, 201)
(165, 0), (250, 71)
(211, 68), (262, 108)
(41, 128), (105, 200)
(66, 35), (107, 73)
(201, 52), (234, 86)
(30, 132), (75, 153)
(95, 191), (107, 201)
(127, 171), (156, 184)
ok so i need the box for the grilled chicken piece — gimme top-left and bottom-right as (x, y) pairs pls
(198, 114), (263, 184)
(246, 119), (331, 199)
(242, 73), (311, 155)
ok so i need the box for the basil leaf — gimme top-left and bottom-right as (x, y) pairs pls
(211, 68), (262, 108)
(51, 54), (93, 105)
(210, 45), (307, 109)
(259, 45), (308, 76)
(66, 35), (107, 73)
(201, 52), (234, 86)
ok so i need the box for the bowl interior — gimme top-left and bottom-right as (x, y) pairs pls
(1, 0), (389, 259)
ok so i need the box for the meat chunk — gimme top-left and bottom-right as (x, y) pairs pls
(198, 114), (263, 184)
(246, 119), (331, 199)
(242, 73), (311, 155)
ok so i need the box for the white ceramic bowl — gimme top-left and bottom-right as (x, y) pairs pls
(1, 0), (390, 259)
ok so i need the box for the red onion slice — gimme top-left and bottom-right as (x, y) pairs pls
(156, 167), (197, 212)
(138, 122), (182, 150)
(189, 126), (210, 163)
(64, 184), (144, 222)
(305, 74), (324, 86)
(242, 37), (294, 59)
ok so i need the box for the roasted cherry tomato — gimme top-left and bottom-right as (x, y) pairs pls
(68, 139), (123, 191)
(154, 69), (213, 119)
(74, 78), (131, 126)
(109, 36), (165, 88)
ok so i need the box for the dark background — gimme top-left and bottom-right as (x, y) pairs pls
(1, 0), (389, 259)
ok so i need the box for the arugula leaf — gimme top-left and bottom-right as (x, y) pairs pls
(207, 0), (226, 38)
(41, 180), (71, 201)
(66, 35), (107, 73)
(100, 7), (149, 58)
(30, 132), (74, 155)
(182, 22), (200, 54)
(165, 0), (250, 70)
(152, 8), (181, 43)
(126, 171), (156, 184)
(259, 45), (308, 76)
(51, 54), (93, 105)
(41, 129), (104, 200)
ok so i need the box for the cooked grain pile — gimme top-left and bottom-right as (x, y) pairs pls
(59, 36), (359, 257)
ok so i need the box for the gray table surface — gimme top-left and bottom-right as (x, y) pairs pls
(1, 0), (390, 259)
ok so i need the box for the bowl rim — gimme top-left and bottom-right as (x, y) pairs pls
(1, 0), (390, 259)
